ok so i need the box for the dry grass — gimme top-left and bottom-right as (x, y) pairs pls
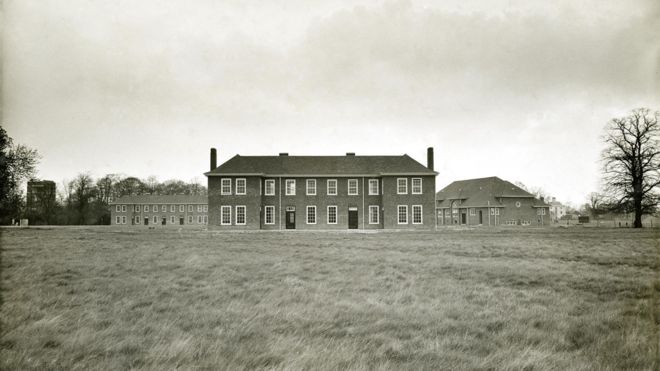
(1, 226), (658, 370)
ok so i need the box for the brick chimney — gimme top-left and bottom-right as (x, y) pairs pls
(427, 147), (434, 171)
(210, 148), (217, 171)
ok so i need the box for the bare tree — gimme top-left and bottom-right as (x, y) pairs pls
(601, 108), (660, 228)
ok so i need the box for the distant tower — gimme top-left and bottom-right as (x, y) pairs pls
(26, 180), (57, 224)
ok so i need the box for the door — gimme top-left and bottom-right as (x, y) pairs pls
(285, 211), (295, 229)
(348, 209), (358, 229)
(461, 212), (467, 225)
(144, 217), (149, 226)
(161, 217), (166, 225)
(179, 217), (184, 225)
(478, 211), (483, 225)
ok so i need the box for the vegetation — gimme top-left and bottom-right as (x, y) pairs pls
(1, 228), (657, 370)
(601, 107), (660, 228)
(0, 127), (40, 224)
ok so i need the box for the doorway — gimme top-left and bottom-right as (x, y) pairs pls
(478, 210), (483, 225)
(348, 208), (358, 229)
(461, 212), (467, 225)
(285, 211), (295, 229)
(179, 217), (184, 225)
(144, 217), (149, 226)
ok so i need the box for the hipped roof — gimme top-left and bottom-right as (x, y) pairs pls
(436, 176), (550, 208)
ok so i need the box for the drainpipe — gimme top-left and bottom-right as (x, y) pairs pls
(362, 177), (365, 230)
(488, 201), (491, 226)
(279, 177), (282, 230)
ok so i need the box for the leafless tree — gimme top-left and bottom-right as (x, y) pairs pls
(601, 107), (660, 228)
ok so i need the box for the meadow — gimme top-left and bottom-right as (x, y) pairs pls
(1, 226), (658, 370)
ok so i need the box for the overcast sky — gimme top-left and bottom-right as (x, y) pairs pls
(4, 0), (659, 206)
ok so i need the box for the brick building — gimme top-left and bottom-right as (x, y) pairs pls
(205, 148), (438, 230)
(26, 180), (57, 224)
(109, 195), (208, 226)
(436, 177), (551, 226)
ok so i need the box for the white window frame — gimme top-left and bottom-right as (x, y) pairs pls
(203, 215), (208, 224)
(136, 205), (141, 212)
(265, 206), (275, 225)
(197, 215), (203, 224)
(327, 179), (337, 196)
(170, 215), (175, 224)
(397, 178), (408, 194)
(198, 205), (203, 212)
(221, 206), (231, 225)
(188, 215), (193, 224)
(188, 205), (193, 212)
(265, 179), (275, 196)
(470, 208), (475, 216)
(368, 179), (379, 195)
(116, 216), (120, 224)
(144, 205), (149, 212)
(397, 205), (408, 224)
(285, 179), (296, 196)
(153, 216), (158, 224)
(348, 179), (358, 195)
(122, 216), (127, 224)
(122, 205), (127, 212)
(412, 205), (423, 224)
(135, 216), (140, 224)
(170, 205), (175, 212)
(236, 205), (246, 225)
(412, 178), (422, 194)
(221, 178), (232, 195)
(179, 205), (184, 212)
(306, 206), (317, 224)
(116, 205), (120, 212)
(203, 205), (208, 212)
(327, 205), (337, 224)
(236, 178), (247, 195)
(161, 205), (166, 212)
(306, 179), (317, 196)
(369, 205), (379, 224)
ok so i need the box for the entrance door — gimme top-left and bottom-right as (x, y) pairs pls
(478, 211), (483, 225)
(144, 217), (149, 226)
(348, 209), (358, 229)
(179, 217), (184, 225)
(161, 217), (166, 225)
(461, 212), (467, 225)
(285, 211), (295, 229)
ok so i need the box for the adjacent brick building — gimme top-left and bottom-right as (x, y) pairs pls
(109, 195), (208, 226)
(205, 148), (438, 230)
(436, 177), (551, 226)
(26, 180), (57, 224)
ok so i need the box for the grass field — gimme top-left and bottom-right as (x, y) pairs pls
(1, 227), (658, 370)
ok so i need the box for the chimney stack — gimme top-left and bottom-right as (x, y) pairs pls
(427, 147), (434, 171)
(210, 148), (217, 171)
(346, 152), (355, 156)
(279, 152), (289, 156)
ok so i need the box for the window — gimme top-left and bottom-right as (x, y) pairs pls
(397, 178), (408, 194)
(327, 206), (337, 224)
(203, 205), (208, 212)
(412, 178), (422, 194)
(470, 208), (475, 216)
(136, 205), (141, 212)
(116, 205), (120, 212)
(153, 205), (158, 212)
(161, 205), (166, 212)
(412, 205), (423, 224)
(537, 208), (546, 215)
(131, 205), (135, 212)
(221, 178), (231, 195)
(398, 205), (408, 224)
(203, 215), (208, 224)
(327, 179), (337, 195)
(197, 215), (202, 224)
(198, 205), (202, 212)
(135, 217), (140, 225)
(236, 178), (246, 195)
(285, 179), (296, 195)
(122, 216), (126, 224)
(348, 179), (358, 195)
(170, 215), (175, 224)
(369, 179), (379, 195)
(116, 216), (120, 224)
(188, 205), (193, 212)
(236, 206), (246, 225)
(515, 201), (521, 208)
(265, 206), (275, 225)
(179, 205), (184, 212)
(221, 206), (231, 225)
(265, 179), (275, 195)
(153, 216), (158, 224)
(170, 205), (175, 212)
(306, 179), (316, 195)
(144, 205), (149, 212)
(307, 206), (316, 224)
(491, 208), (500, 215)
(369, 205), (379, 224)
(122, 205), (127, 212)
(188, 215), (193, 224)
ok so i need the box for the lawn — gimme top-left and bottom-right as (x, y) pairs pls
(1, 227), (658, 370)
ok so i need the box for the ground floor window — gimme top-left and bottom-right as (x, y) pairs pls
(135, 216), (140, 225)
(197, 215), (203, 224)
(153, 216), (158, 224)
(170, 215), (175, 224)
(398, 205), (408, 224)
(203, 215), (208, 224)
(221, 206), (231, 225)
(188, 215), (193, 224)
(327, 206), (337, 224)
(412, 205), (423, 224)
(469, 208), (475, 216)
(537, 208), (546, 215)
(307, 206), (316, 224)
(265, 206), (275, 225)
(369, 205), (379, 224)
(236, 206), (246, 225)
(122, 216), (126, 224)
(490, 208), (500, 215)
(116, 216), (120, 224)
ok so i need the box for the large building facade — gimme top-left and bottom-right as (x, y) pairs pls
(436, 177), (551, 226)
(109, 195), (208, 226)
(205, 148), (438, 230)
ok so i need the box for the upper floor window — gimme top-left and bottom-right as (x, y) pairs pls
(397, 178), (408, 194)
(121, 205), (127, 212)
(136, 205), (141, 212)
(306, 179), (316, 196)
(221, 178), (231, 195)
(197, 205), (203, 212)
(368, 179), (379, 195)
(179, 205), (184, 212)
(161, 205), (166, 212)
(411, 178), (422, 194)
(265, 179), (275, 196)
(348, 179), (358, 195)
(144, 205), (149, 212)
(285, 179), (296, 196)
(236, 178), (247, 195)
(327, 179), (337, 195)
(170, 205), (175, 212)
(188, 205), (193, 212)
(203, 205), (208, 212)
(116, 205), (121, 212)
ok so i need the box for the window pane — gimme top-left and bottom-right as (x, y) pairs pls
(307, 206), (316, 224)
(327, 206), (337, 224)
(327, 180), (337, 195)
(398, 206), (407, 224)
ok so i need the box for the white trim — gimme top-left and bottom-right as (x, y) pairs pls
(327, 205), (338, 224)
(144, 205), (149, 212)
(397, 178), (408, 194)
(369, 205), (379, 224)
(235, 178), (247, 195)
(235, 205), (246, 225)
(412, 178), (422, 194)
(285, 179), (296, 196)
(347, 179), (358, 195)
(265, 206), (275, 225)
(327, 179), (337, 196)
(188, 215), (193, 224)
(306, 205), (317, 224)
(122, 216), (127, 224)
(221, 206), (232, 225)
(115, 216), (120, 224)
(368, 179), (379, 195)
(122, 205), (127, 212)
(412, 205), (423, 224)
(170, 215), (175, 224)
(197, 215), (203, 224)
(265, 179), (275, 196)
(397, 205), (408, 224)
(170, 205), (175, 212)
(221, 178), (232, 195)
(306, 179), (317, 196)
(116, 205), (121, 212)
(161, 205), (166, 212)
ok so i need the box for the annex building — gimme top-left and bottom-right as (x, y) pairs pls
(109, 195), (208, 226)
(436, 177), (551, 226)
(205, 148), (438, 230)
